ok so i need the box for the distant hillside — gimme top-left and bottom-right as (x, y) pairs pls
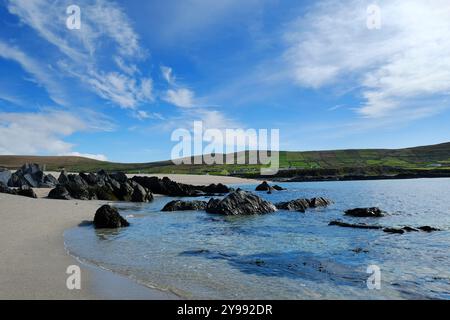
(1, 142), (450, 179)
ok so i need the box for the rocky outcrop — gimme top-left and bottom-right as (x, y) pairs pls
(162, 200), (208, 211)
(255, 181), (286, 192)
(275, 197), (332, 212)
(0, 169), (11, 186)
(6, 163), (57, 188)
(206, 190), (277, 215)
(48, 170), (153, 202)
(131, 176), (231, 197)
(344, 207), (385, 218)
(48, 185), (72, 200)
(0, 182), (37, 199)
(93, 205), (130, 229)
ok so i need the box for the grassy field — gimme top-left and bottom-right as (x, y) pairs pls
(1, 142), (450, 177)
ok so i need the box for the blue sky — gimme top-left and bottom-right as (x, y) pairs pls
(0, 0), (449, 162)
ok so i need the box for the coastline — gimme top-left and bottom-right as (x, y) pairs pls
(0, 174), (260, 299)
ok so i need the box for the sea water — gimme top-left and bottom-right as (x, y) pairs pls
(64, 178), (450, 299)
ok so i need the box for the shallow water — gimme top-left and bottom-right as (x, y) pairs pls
(65, 178), (450, 299)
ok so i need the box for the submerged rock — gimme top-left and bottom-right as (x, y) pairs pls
(329, 220), (383, 230)
(383, 227), (405, 234)
(344, 207), (385, 218)
(418, 226), (441, 232)
(206, 190), (277, 215)
(162, 200), (208, 211)
(93, 205), (130, 229)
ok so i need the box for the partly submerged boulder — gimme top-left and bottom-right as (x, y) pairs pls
(275, 197), (332, 212)
(162, 200), (208, 211)
(329, 220), (383, 230)
(131, 182), (153, 202)
(93, 205), (130, 229)
(255, 181), (271, 191)
(206, 190), (277, 215)
(344, 207), (385, 218)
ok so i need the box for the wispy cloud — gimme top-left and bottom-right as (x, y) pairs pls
(0, 41), (68, 106)
(164, 88), (195, 108)
(0, 109), (112, 156)
(6, 0), (153, 109)
(284, 0), (450, 118)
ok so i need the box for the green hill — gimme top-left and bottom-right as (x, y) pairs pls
(1, 142), (450, 179)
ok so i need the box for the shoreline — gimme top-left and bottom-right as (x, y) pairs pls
(0, 174), (259, 300)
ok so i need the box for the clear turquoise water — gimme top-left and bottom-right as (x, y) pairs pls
(65, 178), (450, 299)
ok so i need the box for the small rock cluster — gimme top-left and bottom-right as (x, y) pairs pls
(0, 163), (58, 188)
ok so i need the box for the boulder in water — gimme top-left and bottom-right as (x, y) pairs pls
(344, 207), (385, 218)
(93, 205), (130, 229)
(206, 190), (277, 215)
(162, 200), (208, 211)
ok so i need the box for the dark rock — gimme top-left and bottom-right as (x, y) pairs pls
(0, 181), (15, 195)
(418, 226), (441, 232)
(402, 226), (419, 232)
(329, 220), (383, 230)
(344, 207), (385, 218)
(16, 185), (37, 199)
(43, 174), (58, 187)
(8, 172), (28, 187)
(383, 227), (405, 234)
(48, 185), (72, 200)
(110, 172), (128, 183)
(275, 197), (332, 212)
(272, 185), (286, 191)
(131, 176), (230, 197)
(276, 199), (310, 212)
(131, 182), (153, 202)
(0, 170), (11, 186)
(308, 197), (333, 208)
(352, 248), (369, 254)
(201, 183), (231, 194)
(89, 184), (117, 201)
(206, 190), (277, 215)
(64, 175), (90, 200)
(79, 172), (98, 185)
(93, 205), (129, 229)
(162, 200), (208, 211)
(58, 171), (70, 184)
(255, 181), (271, 191)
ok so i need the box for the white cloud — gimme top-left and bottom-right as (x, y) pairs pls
(62, 152), (108, 161)
(161, 66), (176, 85)
(0, 41), (68, 106)
(0, 110), (113, 156)
(6, 0), (153, 109)
(284, 0), (450, 118)
(164, 88), (195, 108)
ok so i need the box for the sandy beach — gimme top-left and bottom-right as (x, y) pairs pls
(0, 174), (259, 299)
